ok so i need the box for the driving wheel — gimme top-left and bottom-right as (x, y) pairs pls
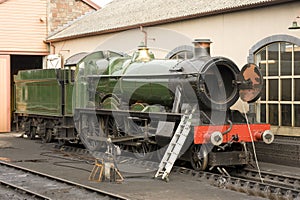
(190, 144), (208, 171)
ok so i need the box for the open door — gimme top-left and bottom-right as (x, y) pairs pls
(0, 55), (10, 132)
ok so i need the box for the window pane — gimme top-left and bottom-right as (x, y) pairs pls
(269, 104), (278, 125)
(260, 63), (266, 76)
(260, 79), (266, 100)
(295, 105), (300, 127)
(268, 43), (279, 76)
(260, 104), (266, 123)
(281, 104), (291, 126)
(281, 79), (291, 101)
(295, 79), (300, 101)
(269, 79), (278, 101)
(295, 45), (300, 75)
(280, 43), (292, 76)
(256, 47), (266, 76)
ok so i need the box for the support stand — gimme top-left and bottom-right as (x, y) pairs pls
(89, 138), (123, 183)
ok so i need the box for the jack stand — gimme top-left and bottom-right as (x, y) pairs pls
(89, 138), (123, 183)
(89, 157), (124, 183)
(89, 159), (104, 182)
(104, 156), (124, 183)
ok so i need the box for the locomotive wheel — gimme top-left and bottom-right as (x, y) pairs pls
(190, 144), (208, 171)
(81, 115), (106, 151)
(102, 116), (123, 138)
(132, 142), (152, 159)
(58, 139), (66, 146)
(19, 118), (29, 137)
(29, 126), (36, 140)
(42, 129), (53, 143)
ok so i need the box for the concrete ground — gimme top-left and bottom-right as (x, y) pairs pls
(1, 132), (297, 200)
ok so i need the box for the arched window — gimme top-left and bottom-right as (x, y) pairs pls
(250, 35), (300, 127)
(165, 45), (193, 59)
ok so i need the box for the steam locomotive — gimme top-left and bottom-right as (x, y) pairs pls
(14, 39), (274, 171)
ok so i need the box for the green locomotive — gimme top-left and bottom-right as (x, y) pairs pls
(14, 40), (273, 171)
(75, 40), (273, 170)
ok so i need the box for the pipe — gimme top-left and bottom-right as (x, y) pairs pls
(222, 120), (233, 135)
(50, 42), (56, 54)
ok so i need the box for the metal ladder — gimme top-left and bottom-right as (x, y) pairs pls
(154, 105), (195, 181)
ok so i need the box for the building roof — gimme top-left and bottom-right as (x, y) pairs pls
(47, 0), (293, 42)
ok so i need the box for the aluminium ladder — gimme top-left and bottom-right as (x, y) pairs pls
(154, 105), (195, 181)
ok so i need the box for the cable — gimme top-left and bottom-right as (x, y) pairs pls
(52, 161), (91, 172)
(242, 103), (264, 183)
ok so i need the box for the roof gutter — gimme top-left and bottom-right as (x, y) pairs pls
(82, 0), (101, 10)
(45, 0), (297, 43)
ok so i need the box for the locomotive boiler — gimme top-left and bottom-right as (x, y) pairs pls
(74, 39), (274, 171)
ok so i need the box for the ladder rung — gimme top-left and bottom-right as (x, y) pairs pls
(162, 160), (173, 165)
(169, 143), (176, 147)
(181, 132), (189, 137)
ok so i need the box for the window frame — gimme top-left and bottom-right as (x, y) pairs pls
(254, 42), (300, 127)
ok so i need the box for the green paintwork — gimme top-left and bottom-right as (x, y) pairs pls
(72, 51), (126, 109)
(14, 69), (74, 117)
(72, 50), (183, 111)
(13, 51), (125, 118)
(65, 83), (74, 116)
(95, 59), (180, 108)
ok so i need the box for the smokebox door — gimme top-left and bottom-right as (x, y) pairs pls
(238, 63), (263, 103)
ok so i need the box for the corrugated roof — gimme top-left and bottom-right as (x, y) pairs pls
(46, 0), (291, 42)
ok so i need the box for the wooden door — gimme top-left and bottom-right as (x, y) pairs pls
(0, 55), (10, 132)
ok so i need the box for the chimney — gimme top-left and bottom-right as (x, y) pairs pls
(193, 39), (212, 58)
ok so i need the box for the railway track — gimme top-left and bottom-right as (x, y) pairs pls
(54, 144), (300, 200)
(0, 179), (50, 200)
(0, 161), (128, 200)
(231, 167), (300, 191)
(171, 167), (300, 200)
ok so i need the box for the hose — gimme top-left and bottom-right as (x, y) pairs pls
(222, 120), (232, 135)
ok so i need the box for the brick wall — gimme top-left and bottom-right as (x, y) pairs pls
(48, 0), (95, 33)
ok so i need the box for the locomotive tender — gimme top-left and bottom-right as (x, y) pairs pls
(14, 39), (274, 170)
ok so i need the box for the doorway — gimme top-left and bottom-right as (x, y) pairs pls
(10, 55), (43, 131)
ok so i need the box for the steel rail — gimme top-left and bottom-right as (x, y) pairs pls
(231, 167), (300, 191)
(172, 167), (300, 200)
(0, 179), (51, 200)
(0, 160), (129, 200)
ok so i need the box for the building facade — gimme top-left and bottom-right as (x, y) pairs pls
(46, 0), (300, 137)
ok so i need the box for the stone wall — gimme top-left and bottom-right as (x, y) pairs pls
(48, 0), (96, 33)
